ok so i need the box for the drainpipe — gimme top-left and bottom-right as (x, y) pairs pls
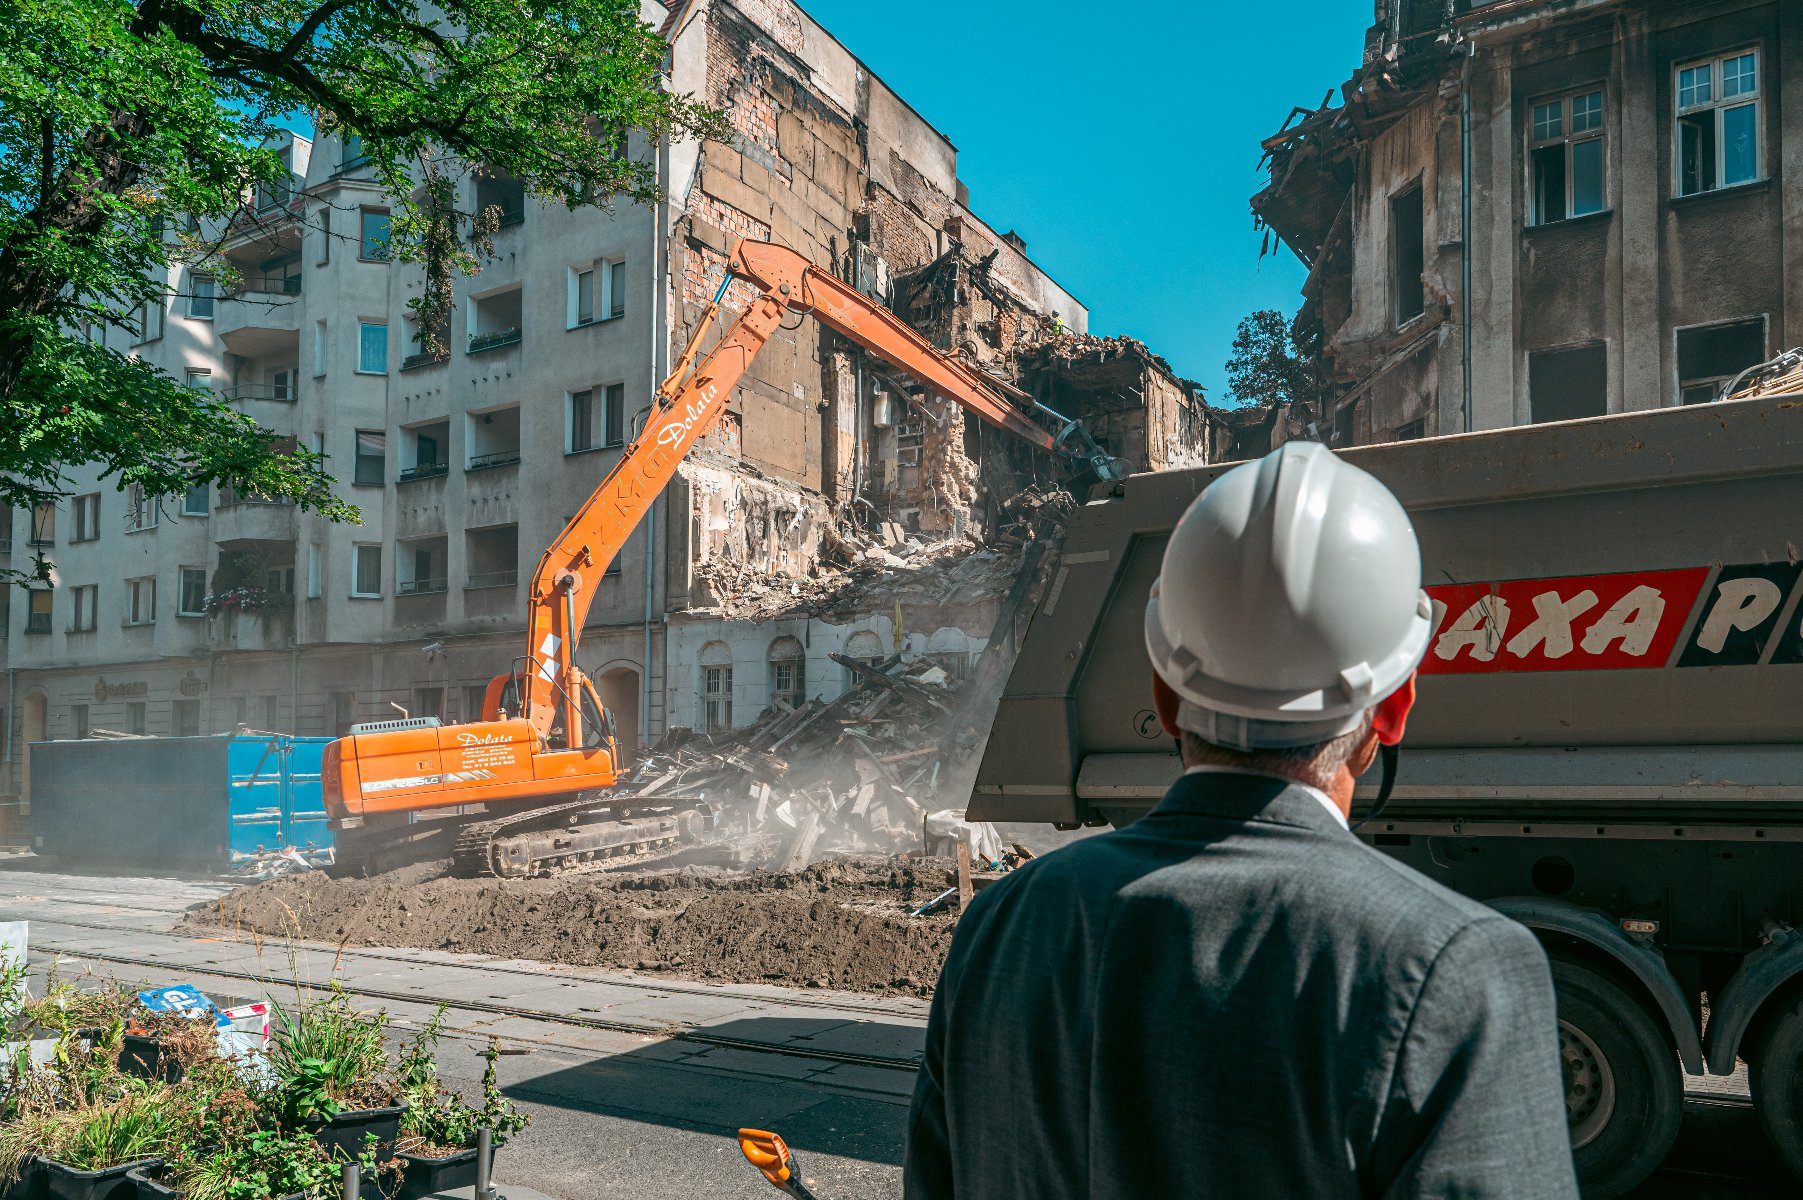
(646, 64), (673, 753)
(852, 350), (866, 505)
(1461, 38), (1475, 433)
(4, 668), (14, 795)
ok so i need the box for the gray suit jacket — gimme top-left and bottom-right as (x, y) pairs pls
(905, 771), (1577, 1199)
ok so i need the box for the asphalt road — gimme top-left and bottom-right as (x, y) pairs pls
(0, 856), (1794, 1199)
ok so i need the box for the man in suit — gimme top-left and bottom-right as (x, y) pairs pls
(905, 442), (1577, 1199)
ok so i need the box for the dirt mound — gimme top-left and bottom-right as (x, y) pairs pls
(184, 856), (961, 996)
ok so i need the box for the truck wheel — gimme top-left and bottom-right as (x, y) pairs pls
(1551, 958), (1682, 1198)
(1748, 992), (1803, 1181)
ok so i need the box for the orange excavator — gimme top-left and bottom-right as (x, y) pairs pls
(322, 238), (1122, 877)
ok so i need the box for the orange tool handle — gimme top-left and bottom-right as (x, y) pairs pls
(737, 1129), (819, 1198)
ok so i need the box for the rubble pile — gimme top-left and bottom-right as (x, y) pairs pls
(690, 485), (1072, 624)
(622, 651), (996, 870)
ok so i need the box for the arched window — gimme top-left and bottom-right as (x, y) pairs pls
(767, 636), (806, 711)
(842, 630), (886, 689)
(699, 641), (733, 732)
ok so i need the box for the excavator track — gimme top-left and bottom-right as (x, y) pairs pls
(450, 796), (708, 879)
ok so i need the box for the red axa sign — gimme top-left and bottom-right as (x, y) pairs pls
(1420, 568), (1709, 674)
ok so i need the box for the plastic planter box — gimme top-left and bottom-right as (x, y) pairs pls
(395, 1145), (479, 1200)
(41, 1158), (156, 1200)
(306, 1104), (406, 1160)
(125, 1165), (305, 1200)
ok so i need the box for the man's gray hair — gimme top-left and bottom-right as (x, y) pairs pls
(1182, 712), (1375, 794)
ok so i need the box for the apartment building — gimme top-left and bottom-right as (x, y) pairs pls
(0, 0), (1217, 805)
(1252, 0), (1803, 444)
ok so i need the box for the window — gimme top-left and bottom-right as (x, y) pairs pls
(768, 637), (806, 711)
(357, 322), (388, 373)
(1390, 185), (1425, 326)
(1333, 403), (1356, 448)
(25, 590), (52, 634)
(359, 208), (391, 260)
(132, 298), (164, 345)
(568, 383), (626, 453)
(267, 368), (293, 402)
(702, 666), (733, 731)
(173, 699), (201, 736)
(71, 704), (89, 740)
(316, 206), (331, 265)
(414, 688), (444, 721)
(185, 368), (212, 393)
(569, 260), (627, 328)
(307, 544), (321, 598)
(1529, 343), (1608, 424)
(353, 430), (386, 485)
(126, 577), (156, 625)
(841, 630), (887, 689)
(400, 421), (450, 481)
(188, 274), (215, 320)
(352, 544), (383, 597)
(124, 483), (158, 531)
(70, 584), (98, 632)
(332, 691), (356, 736)
(1394, 418), (1426, 441)
(263, 695), (280, 730)
(126, 702), (147, 736)
(232, 696), (248, 727)
(266, 565), (295, 596)
(314, 320), (328, 377)
(71, 493), (100, 543)
(182, 483), (210, 516)
(29, 502), (54, 546)
(1678, 318), (1765, 405)
(340, 133), (367, 170)
(463, 685), (490, 722)
(1530, 89), (1606, 225)
(178, 568), (207, 616)
(1677, 50), (1761, 196)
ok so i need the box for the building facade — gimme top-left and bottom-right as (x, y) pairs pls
(0, 0), (1216, 805)
(1252, 0), (1803, 444)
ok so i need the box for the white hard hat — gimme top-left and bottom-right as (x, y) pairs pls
(1144, 441), (1433, 751)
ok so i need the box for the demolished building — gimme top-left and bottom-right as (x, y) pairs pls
(1252, 0), (1803, 447)
(0, 0), (1231, 811)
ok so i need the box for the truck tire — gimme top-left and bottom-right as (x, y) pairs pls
(1550, 958), (1682, 1198)
(1748, 991), (1803, 1181)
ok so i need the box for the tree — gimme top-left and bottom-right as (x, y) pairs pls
(1222, 308), (1326, 411)
(0, 0), (726, 579)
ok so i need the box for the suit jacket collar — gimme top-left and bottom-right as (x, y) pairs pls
(1150, 769), (1352, 835)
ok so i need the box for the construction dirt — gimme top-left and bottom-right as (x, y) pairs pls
(183, 855), (962, 997)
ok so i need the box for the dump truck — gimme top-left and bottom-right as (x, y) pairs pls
(970, 392), (1803, 1198)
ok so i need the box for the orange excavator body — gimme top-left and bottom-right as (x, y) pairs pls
(322, 239), (1117, 836)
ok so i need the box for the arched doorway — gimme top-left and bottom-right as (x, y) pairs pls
(595, 665), (641, 766)
(21, 692), (47, 812)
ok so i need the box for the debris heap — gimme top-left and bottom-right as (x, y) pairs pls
(621, 651), (998, 871)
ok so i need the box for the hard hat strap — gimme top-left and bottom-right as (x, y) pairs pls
(1351, 742), (1400, 832)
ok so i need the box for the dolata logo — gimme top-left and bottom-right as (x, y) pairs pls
(458, 732), (511, 747)
(655, 388), (718, 447)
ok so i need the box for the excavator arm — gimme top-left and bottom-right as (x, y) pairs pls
(520, 239), (1119, 742)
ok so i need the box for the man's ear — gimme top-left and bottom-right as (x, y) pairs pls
(1372, 673), (1417, 746)
(1151, 672), (1183, 738)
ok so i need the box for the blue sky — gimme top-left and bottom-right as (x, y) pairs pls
(795, 0), (1372, 402)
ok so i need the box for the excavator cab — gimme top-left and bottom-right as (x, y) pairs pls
(481, 672), (616, 754)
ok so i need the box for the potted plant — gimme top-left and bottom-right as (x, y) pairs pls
(264, 988), (402, 1162)
(392, 1013), (528, 1200)
(2, 1093), (170, 1200)
(128, 1128), (341, 1200)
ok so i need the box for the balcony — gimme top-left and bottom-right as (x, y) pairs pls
(397, 462), (449, 484)
(212, 494), (296, 548)
(400, 348), (449, 371)
(222, 382), (296, 405)
(218, 282), (301, 357)
(465, 569), (518, 590)
(226, 274), (302, 298)
(467, 327), (521, 355)
(397, 577), (448, 596)
(212, 609), (293, 653)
